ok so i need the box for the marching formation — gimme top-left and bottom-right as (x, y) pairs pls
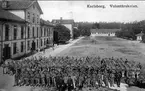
(1, 56), (143, 91)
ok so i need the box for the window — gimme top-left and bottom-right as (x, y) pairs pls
(21, 42), (24, 52)
(13, 42), (17, 54)
(47, 28), (49, 36)
(21, 26), (24, 39)
(33, 27), (35, 37)
(44, 28), (46, 36)
(37, 15), (39, 24)
(41, 28), (43, 37)
(13, 25), (17, 40)
(41, 39), (43, 46)
(33, 14), (35, 23)
(37, 39), (39, 48)
(28, 26), (30, 38)
(27, 41), (30, 50)
(37, 27), (39, 37)
(27, 12), (30, 20)
(5, 24), (9, 41)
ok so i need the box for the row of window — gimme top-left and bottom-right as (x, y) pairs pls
(13, 41), (25, 55)
(97, 32), (115, 34)
(27, 38), (52, 51)
(27, 12), (39, 24)
(4, 24), (53, 41)
(5, 24), (25, 41)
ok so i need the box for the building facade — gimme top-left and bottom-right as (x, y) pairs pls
(0, 8), (26, 62)
(52, 17), (74, 39)
(136, 32), (144, 41)
(91, 29), (121, 37)
(0, 1), (54, 61)
(0, 1), (43, 53)
(40, 19), (54, 49)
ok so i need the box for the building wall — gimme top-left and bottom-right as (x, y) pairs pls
(63, 24), (73, 38)
(40, 25), (54, 49)
(1, 22), (26, 59)
(137, 36), (142, 41)
(24, 2), (41, 53)
(9, 10), (25, 19)
(91, 32), (115, 36)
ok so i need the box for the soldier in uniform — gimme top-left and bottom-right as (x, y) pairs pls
(109, 70), (115, 87)
(41, 68), (46, 87)
(115, 70), (122, 87)
(97, 70), (103, 87)
(67, 75), (74, 91)
(104, 70), (109, 88)
(30, 69), (35, 86)
(35, 70), (41, 87)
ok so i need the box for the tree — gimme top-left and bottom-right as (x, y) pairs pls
(92, 22), (100, 29)
(73, 28), (80, 39)
(54, 24), (71, 44)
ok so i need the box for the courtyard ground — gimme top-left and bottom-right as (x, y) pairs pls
(57, 36), (145, 64)
(1, 36), (145, 91)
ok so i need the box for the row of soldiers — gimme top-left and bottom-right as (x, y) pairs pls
(1, 56), (143, 90)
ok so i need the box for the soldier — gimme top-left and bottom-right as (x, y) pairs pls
(13, 70), (19, 86)
(41, 68), (46, 87)
(97, 70), (103, 87)
(103, 70), (109, 88)
(67, 75), (74, 91)
(35, 70), (41, 87)
(109, 70), (115, 87)
(115, 70), (122, 87)
(30, 69), (35, 86)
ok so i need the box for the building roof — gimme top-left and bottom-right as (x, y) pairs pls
(91, 29), (121, 33)
(52, 19), (74, 24)
(40, 19), (55, 27)
(136, 32), (144, 36)
(0, 8), (26, 22)
(0, 1), (43, 14)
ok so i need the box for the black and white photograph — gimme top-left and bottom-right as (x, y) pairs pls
(0, 0), (145, 91)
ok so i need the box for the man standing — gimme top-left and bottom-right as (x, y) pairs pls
(115, 71), (122, 87)
(67, 75), (74, 91)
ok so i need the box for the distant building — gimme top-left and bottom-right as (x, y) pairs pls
(90, 29), (121, 37)
(0, 8), (26, 61)
(136, 31), (144, 41)
(52, 17), (75, 39)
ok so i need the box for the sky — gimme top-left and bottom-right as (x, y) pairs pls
(38, 1), (145, 23)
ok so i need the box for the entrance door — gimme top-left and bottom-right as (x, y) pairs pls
(31, 41), (36, 51)
(3, 44), (11, 60)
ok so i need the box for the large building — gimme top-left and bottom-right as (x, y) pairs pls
(0, 1), (54, 61)
(0, 7), (26, 61)
(91, 29), (121, 37)
(52, 17), (74, 39)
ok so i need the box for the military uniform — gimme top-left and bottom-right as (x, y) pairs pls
(115, 71), (122, 87)
(97, 71), (103, 87)
(103, 71), (109, 88)
(109, 72), (115, 87)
